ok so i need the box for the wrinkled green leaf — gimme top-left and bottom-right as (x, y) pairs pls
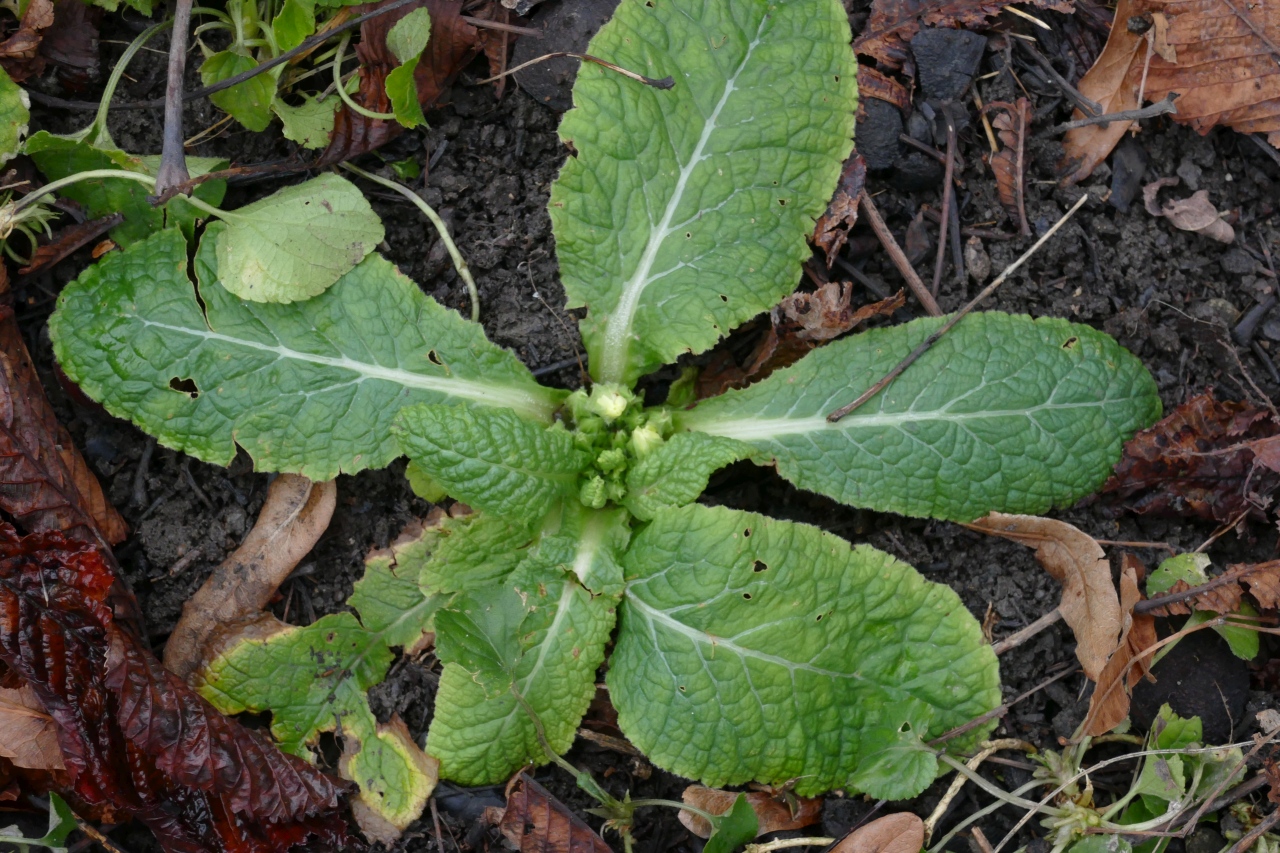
(273, 94), (337, 149)
(0, 66), (29, 164)
(536, 505), (630, 596)
(549, 0), (858, 385)
(415, 512), (534, 593)
(624, 432), (752, 520)
(435, 586), (528, 695)
(608, 504), (1000, 797)
(702, 794), (758, 853)
(272, 0), (315, 52)
(387, 7), (432, 62)
(680, 313), (1162, 522)
(213, 173), (384, 302)
(25, 132), (227, 246)
(428, 556), (617, 785)
(197, 547), (440, 830)
(1133, 705), (1198, 812)
(395, 404), (590, 525)
(201, 49), (276, 132)
(50, 228), (563, 479)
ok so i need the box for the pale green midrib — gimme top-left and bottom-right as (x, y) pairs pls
(518, 582), (578, 696)
(684, 397), (1140, 442)
(596, 16), (767, 384)
(570, 512), (610, 585)
(136, 318), (558, 422)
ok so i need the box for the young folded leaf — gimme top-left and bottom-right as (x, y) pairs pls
(622, 432), (753, 521)
(550, 0), (858, 385)
(49, 229), (563, 480)
(679, 313), (1162, 522)
(393, 403), (590, 525)
(607, 504), (1000, 799)
(429, 557), (617, 785)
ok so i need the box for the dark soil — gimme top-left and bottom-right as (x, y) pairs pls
(10, 0), (1280, 850)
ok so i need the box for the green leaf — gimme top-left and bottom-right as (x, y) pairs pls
(0, 792), (77, 852)
(405, 459), (448, 502)
(1068, 838), (1133, 853)
(427, 556), (617, 785)
(679, 313), (1161, 523)
(415, 512), (534, 593)
(49, 228), (563, 479)
(1134, 705), (1200, 815)
(623, 432), (752, 520)
(607, 504), (1000, 797)
(0, 66), (29, 164)
(386, 61), (427, 129)
(549, 0), (858, 385)
(86, 0), (151, 15)
(213, 173), (385, 303)
(272, 94), (337, 149)
(702, 794), (759, 853)
(394, 403), (590, 525)
(387, 7), (432, 62)
(1186, 607), (1260, 660)
(198, 547), (441, 831)
(201, 49), (276, 132)
(537, 505), (630, 596)
(272, 0), (315, 52)
(25, 132), (227, 246)
(1148, 554), (1211, 595)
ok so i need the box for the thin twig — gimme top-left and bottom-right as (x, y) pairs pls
(1047, 93), (1178, 133)
(827, 193), (1091, 422)
(858, 191), (943, 317)
(991, 608), (1062, 655)
(1016, 41), (1101, 116)
(932, 119), (956, 298)
(475, 50), (674, 89)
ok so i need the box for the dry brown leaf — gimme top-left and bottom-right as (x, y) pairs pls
(1064, 0), (1280, 183)
(696, 286), (904, 398)
(988, 98), (1031, 236)
(966, 513), (1121, 680)
(499, 773), (611, 853)
(829, 813), (925, 853)
(857, 65), (912, 115)
(677, 785), (822, 839)
(0, 302), (127, 547)
(0, 0), (53, 81)
(1100, 391), (1280, 522)
(813, 153), (867, 269)
(1146, 560), (1280, 614)
(163, 474), (336, 680)
(0, 684), (63, 770)
(1142, 178), (1235, 242)
(1083, 554), (1158, 736)
(18, 213), (123, 275)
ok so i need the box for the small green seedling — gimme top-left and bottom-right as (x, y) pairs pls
(48, 0), (1162, 835)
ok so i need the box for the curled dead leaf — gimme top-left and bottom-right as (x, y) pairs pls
(678, 785), (822, 839)
(1143, 178), (1234, 243)
(1100, 391), (1280, 523)
(498, 773), (611, 853)
(813, 154), (867, 268)
(829, 812), (925, 853)
(164, 474), (336, 680)
(966, 513), (1121, 681)
(1082, 554), (1158, 736)
(0, 0), (54, 81)
(0, 684), (63, 770)
(987, 99), (1031, 236)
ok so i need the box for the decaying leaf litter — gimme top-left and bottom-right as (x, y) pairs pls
(0, 0), (1278, 848)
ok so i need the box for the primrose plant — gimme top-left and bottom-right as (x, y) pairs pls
(48, 0), (1162, 836)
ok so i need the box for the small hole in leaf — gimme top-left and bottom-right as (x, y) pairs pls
(743, 528), (751, 537)
(834, 74), (840, 82)
(168, 377), (199, 399)
(742, 592), (752, 600)
(899, 721), (912, 733)
(1062, 336), (1079, 350)
(720, 294), (728, 302)
(678, 685), (686, 692)
(428, 350), (443, 365)
(685, 232), (692, 238)
(815, 613), (824, 622)
(778, 199), (787, 206)
(752, 560), (767, 572)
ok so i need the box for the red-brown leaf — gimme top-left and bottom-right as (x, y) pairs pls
(678, 785), (822, 839)
(499, 774), (610, 853)
(1100, 390), (1280, 522)
(0, 0), (53, 82)
(1082, 554), (1157, 736)
(0, 303), (127, 547)
(314, 0), (479, 167)
(36, 0), (100, 92)
(1145, 560), (1280, 614)
(987, 99), (1031, 236)
(0, 524), (352, 853)
(18, 213), (123, 276)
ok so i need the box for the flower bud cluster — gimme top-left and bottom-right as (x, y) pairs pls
(565, 384), (673, 509)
